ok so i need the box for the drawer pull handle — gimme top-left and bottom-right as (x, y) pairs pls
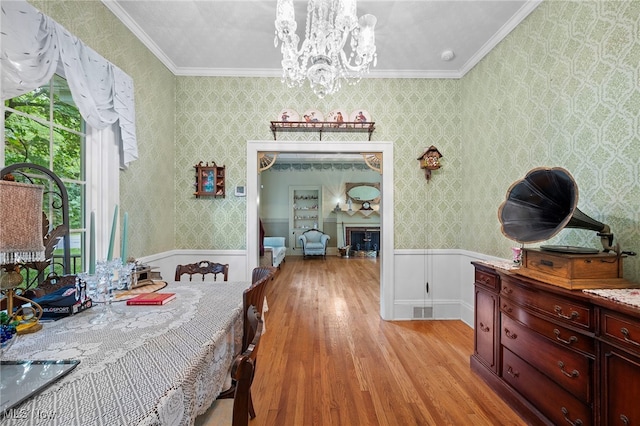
(621, 327), (640, 346)
(558, 361), (579, 378)
(504, 328), (517, 339)
(541, 259), (554, 267)
(554, 329), (578, 345)
(502, 304), (513, 314)
(506, 366), (519, 378)
(620, 414), (629, 425)
(561, 407), (583, 426)
(480, 276), (490, 284)
(555, 305), (579, 320)
(502, 286), (513, 295)
(479, 322), (490, 333)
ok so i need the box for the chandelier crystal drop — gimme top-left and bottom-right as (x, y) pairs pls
(275, 0), (377, 98)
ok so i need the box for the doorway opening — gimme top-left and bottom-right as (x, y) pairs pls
(246, 140), (394, 319)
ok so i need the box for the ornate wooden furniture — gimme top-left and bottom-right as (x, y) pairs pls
(174, 260), (229, 281)
(471, 261), (640, 425)
(200, 305), (263, 426)
(217, 270), (271, 421)
(251, 265), (276, 285)
(194, 161), (225, 198)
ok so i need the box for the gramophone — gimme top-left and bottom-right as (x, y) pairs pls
(498, 167), (635, 289)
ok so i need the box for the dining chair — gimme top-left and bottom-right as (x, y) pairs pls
(217, 272), (272, 418)
(251, 265), (276, 285)
(174, 261), (229, 282)
(242, 273), (273, 352)
(196, 305), (263, 426)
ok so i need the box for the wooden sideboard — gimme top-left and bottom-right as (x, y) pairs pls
(471, 261), (640, 426)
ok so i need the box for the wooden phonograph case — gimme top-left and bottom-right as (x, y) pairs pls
(498, 167), (635, 289)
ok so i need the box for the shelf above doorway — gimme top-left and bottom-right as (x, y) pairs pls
(270, 121), (375, 141)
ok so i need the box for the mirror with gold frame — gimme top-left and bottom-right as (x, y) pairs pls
(345, 182), (381, 205)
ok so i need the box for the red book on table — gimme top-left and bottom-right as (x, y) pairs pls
(126, 292), (176, 305)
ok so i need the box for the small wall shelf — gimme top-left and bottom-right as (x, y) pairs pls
(270, 121), (375, 141)
(194, 161), (225, 198)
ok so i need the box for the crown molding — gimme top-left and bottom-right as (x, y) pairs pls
(103, 0), (542, 80)
(459, 0), (542, 76)
(101, 0), (179, 74)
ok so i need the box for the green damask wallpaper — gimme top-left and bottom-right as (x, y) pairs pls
(460, 1), (640, 281)
(34, 0), (639, 282)
(174, 77), (461, 250)
(29, 0), (177, 258)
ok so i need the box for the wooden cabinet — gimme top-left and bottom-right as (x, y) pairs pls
(471, 262), (640, 426)
(599, 308), (640, 426)
(194, 161), (225, 198)
(289, 186), (322, 249)
(473, 265), (500, 373)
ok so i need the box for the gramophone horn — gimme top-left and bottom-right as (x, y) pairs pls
(498, 167), (614, 251)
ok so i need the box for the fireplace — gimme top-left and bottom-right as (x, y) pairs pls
(345, 227), (380, 257)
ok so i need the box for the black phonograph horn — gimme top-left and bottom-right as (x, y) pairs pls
(498, 167), (616, 252)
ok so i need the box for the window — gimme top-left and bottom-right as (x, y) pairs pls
(4, 75), (87, 275)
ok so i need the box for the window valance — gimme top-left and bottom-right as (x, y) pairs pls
(1, 0), (138, 167)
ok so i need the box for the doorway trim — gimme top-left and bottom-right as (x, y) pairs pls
(246, 140), (394, 320)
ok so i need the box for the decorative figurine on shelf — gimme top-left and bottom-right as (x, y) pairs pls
(347, 198), (353, 212)
(417, 145), (443, 182)
(512, 247), (523, 266)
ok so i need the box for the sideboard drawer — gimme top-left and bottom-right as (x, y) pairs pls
(501, 276), (592, 330)
(501, 315), (593, 403)
(501, 298), (595, 355)
(601, 309), (640, 352)
(502, 348), (593, 426)
(475, 269), (499, 291)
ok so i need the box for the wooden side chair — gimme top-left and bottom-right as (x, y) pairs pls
(217, 274), (271, 419)
(251, 265), (276, 285)
(195, 305), (263, 426)
(242, 274), (271, 352)
(175, 261), (229, 282)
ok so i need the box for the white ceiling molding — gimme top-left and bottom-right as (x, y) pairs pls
(102, 0), (542, 80)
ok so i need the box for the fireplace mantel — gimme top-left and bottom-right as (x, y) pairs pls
(334, 209), (379, 218)
(335, 210), (380, 248)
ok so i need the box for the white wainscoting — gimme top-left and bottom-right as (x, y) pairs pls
(138, 249), (508, 324)
(137, 250), (249, 283)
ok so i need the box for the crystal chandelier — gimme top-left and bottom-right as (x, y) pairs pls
(275, 0), (377, 98)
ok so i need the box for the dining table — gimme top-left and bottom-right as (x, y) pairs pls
(1, 280), (247, 426)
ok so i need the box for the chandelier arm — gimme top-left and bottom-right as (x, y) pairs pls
(338, 49), (370, 74)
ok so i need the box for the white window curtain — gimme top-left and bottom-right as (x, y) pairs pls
(0, 0), (138, 168)
(86, 125), (121, 262)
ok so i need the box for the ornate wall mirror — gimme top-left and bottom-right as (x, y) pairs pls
(345, 182), (381, 205)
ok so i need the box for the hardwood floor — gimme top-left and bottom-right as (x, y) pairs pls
(251, 256), (526, 426)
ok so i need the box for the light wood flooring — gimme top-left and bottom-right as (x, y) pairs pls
(250, 256), (526, 426)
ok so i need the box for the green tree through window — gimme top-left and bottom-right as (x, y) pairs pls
(4, 74), (87, 275)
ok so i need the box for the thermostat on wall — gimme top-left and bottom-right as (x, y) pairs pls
(235, 185), (246, 197)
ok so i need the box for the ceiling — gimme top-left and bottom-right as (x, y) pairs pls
(103, 0), (541, 79)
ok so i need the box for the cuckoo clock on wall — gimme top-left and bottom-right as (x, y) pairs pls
(417, 146), (443, 182)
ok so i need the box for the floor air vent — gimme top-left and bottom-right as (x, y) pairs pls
(413, 307), (433, 319)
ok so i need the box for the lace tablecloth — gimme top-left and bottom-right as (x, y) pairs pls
(583, 288), (640, 309)
(1, 281), (246, 426)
